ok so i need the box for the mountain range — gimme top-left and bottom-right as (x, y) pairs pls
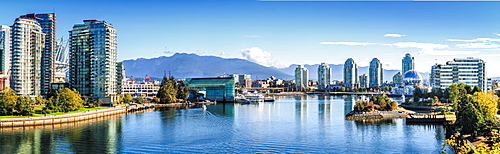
(122, 53), (430, 81)
(122, 53), (293, 79)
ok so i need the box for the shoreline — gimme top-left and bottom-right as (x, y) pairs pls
(345, 111), (408, 120)
(0, 103), (194, 127)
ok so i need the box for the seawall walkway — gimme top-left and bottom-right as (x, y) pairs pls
(0, 103), (193, 127)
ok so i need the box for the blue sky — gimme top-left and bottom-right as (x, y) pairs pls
(1, 0), (500, 77)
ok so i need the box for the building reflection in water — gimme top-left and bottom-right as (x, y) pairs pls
(317, 95), (331, 128)
(0, 115), (122, 153)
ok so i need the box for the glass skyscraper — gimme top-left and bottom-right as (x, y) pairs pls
(359, 74), (369, 88)
(317, 63), (331, 89)
(392, 72), (402, 85)
(402, 53), (414, 74)
(69, 20), (117, 97)
(343, 58), (358, 88)
(369, 58), (383, 88)
(0, 25), (10, 75)
(295, 65), (308, 90)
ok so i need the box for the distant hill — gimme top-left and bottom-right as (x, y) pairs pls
(122, 53), (294, 79)
(122, 53), (430, 82)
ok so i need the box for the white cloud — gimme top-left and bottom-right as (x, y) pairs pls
(447, 38), (500, 42)
(384, 42), (449, 51)
(320, 42), (377, 46)
(384, 34), (405, 37)
(418, 50), (479, 56)
(456, 42), (500, 49)
(240, 47), (284, 68)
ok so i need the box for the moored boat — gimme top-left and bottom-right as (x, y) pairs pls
(264, 96), (275, 102)
(243, 92), (264, 103)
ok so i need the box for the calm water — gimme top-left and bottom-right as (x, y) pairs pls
(0, 95), (447, 153)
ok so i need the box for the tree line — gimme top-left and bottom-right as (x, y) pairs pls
(0, 88), (86, 116)
(353, 94), (399, 112)
(443, 83), (499, 153)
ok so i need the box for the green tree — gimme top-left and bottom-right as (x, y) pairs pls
(369, 94), (394, 111)
(34, 95), (46, 105)
(450, 83), (499, 136)
(0, 88), (18, 115)
(176, 82), (190, 101)
(15, 96), (34, 116)
(413, 88), (422, 103)
(457, 96), (482, 135)
(48, 88), (85, 112)
(123, 93), (134, 103)
(353, 100), (365, 112)
(471, 92), (499, 126)
(471, 85), (482, 94)
(448, 83), (469, 105)
(135, 97), (145, 104)
(156, 76), (178, 104)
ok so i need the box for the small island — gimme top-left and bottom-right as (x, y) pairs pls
(345, 94), (407, 120)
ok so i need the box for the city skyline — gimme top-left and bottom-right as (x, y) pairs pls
(1, 1), (500, 76)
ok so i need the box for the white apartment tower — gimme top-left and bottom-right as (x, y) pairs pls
(69, 20), (117, 97)
(317, 63), (331, 89)
(430, 57), (489, 91)
(10, 18), (45, 97)
(369, 58), (383, 88)
(343, 58), (358, 88)
(295, 65), (308, 90)
(19, 13), (57, 96)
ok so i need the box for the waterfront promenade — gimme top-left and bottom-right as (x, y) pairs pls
(0, 103), (194, 127)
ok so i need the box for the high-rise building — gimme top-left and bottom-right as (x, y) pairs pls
(343, 58), (358, 88)
(116, 62), (125, 94)
(392, 72), (402, 85)
(317, 63), (331, 89)
(0, 25), (10, 75)
(295, 65), (308, 89)
(69, 20), (117, 98)
(430, 57), (489, 91)
(429, 64), (441, 88)
(0, 25), (11, 90)
(369, 58), (383, 88)
(20, 13), (56, 96)
(359, 74), (369, 88)
(10, 18), (46, 97)
(402, 53), (414, 74)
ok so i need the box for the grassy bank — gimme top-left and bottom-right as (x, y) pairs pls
(0, 106), (110, 119)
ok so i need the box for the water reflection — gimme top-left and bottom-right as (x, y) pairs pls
(0, 116), (122, 153)
(0, 95), (446, 153)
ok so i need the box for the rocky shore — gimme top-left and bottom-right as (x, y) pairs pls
(345, 111), (408, 120)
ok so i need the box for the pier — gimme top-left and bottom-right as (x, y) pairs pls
(405, 113), (447, 124)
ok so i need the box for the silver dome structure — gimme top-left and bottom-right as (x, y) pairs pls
(403, 70), (423, 86)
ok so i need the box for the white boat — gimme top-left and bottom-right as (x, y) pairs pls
(235, 94), (250, 104)
(264, 96), (275, 102)
(243, 92), (264, 103)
